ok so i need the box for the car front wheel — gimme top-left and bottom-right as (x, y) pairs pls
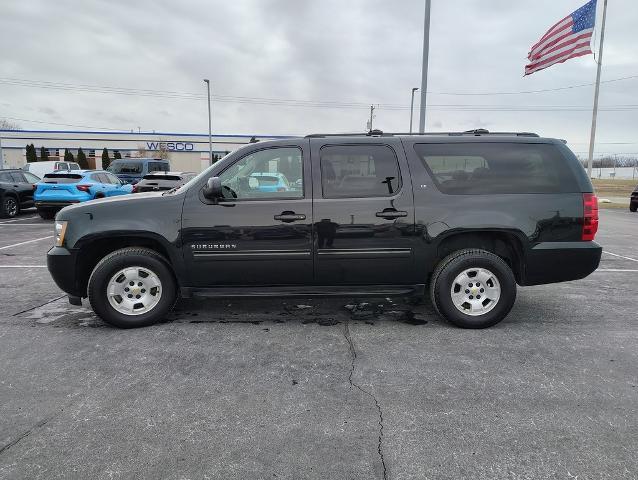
(88, 247), (177, 328)
(430, 249), (517, 329)
(630, 202), (637, 212)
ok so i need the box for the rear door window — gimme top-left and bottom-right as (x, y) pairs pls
(414, 142), (580, 194)
(320, 144), (401, 198)
(10, 172), (26, 183)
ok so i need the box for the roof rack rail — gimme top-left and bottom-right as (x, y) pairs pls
(306, 129), (539, 138)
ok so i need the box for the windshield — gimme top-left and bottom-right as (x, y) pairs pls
(108, 162), (143, 174)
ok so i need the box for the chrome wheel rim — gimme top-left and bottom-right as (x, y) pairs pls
(450, 267), (501, 316)
(5, 198), (17, 216)
(107, 266), (162, 316)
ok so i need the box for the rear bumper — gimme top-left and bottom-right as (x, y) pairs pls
(47, 246), (84, 297)
(521, 241), (602, 286)
(36, 200), (80, 209)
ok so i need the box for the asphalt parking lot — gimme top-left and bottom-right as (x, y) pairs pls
(0, 210), (636, 480)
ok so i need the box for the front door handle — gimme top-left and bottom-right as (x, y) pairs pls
(376, 208), (408, 219)
(274, 211), (306, 223)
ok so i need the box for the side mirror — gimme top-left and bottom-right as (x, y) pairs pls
(203, 176), (223, 200)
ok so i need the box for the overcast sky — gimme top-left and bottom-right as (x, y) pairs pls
(1, 0), (636, 157)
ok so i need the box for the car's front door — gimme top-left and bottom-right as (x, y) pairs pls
(10, 172), (35, 206)
(310, 139), (417, 286)
(181, 141), (313, 287)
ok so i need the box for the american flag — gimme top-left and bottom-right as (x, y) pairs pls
(525, 0), (597, 75)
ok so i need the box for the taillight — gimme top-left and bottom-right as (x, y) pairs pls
(582, 193), (598, 241)
(76, 184), (91, 192)
(132, 184), (138, 193)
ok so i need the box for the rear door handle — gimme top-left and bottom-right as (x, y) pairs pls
(376, 209), (408, 219)
(274, 211), (306, 223)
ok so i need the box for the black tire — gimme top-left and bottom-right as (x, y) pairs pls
(1, 195), (19, 218)
(630, 203), (637, 212)
(88, 247), (177, 328)
(430, 249), (516, 329)
(37, 208), (56, 220)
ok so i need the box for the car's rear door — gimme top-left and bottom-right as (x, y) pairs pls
(310, 138), (417, 286)
(181, 140), (313, 287)
(10, 172), (35, 206)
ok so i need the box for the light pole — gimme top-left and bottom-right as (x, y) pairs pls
(204, 79), (213, 164)
(409, 87), (419, 133)
(419, 0), (432, 133)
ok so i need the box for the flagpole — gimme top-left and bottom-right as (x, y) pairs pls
(587, 0), (608, 179)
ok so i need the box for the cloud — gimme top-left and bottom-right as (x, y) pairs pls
(0, 0), (636, 156)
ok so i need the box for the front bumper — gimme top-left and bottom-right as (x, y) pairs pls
(47, 246), (84, 297)
(36, 200), (80, 209)
(521, 241), (602, 286)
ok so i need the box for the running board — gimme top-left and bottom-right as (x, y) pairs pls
(181, 284), (425, 299)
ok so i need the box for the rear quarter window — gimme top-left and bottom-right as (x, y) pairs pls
(414, 142), (580, 194)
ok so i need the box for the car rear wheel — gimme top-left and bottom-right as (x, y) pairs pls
(430, 249), (516, 329)
(37, 208), (56, 220)
(1, 196), (19, 218)
(88, 247), (177, 328)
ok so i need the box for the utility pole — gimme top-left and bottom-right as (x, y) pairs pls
(419, 0), (432, 133)
(204, 79), (213, 164)
(367, 105), (375, 131)
(409, 87), (419, 133)
(0, 134), (4, 170)
(587, 0), (608, 179)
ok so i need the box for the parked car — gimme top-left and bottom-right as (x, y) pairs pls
(107, 158), (170, 185)
(630, 185), (638, 212)
(47, 130), (601, 329)
(248, 172), (297, 193)
(35, 170), (133, 219)
(23, 160), (80, 179)
(132, 172), (196, 193)
(0, 169), (41, 217)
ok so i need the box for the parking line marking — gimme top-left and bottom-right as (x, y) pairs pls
(0, 236), (53, 251)
(603, 251), (638, 263)
(0, 265), (47, 268)
(0, 216), (39, 224)
(0, 224), (49, 226)
(596, 269), (638, 272)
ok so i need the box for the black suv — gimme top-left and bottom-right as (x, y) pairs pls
(47, 131), (601, 329)
(630, 185), (637, 212)
(0, 169), (41, 217)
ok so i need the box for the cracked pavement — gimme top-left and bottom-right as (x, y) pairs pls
(0, 209), (637, 479)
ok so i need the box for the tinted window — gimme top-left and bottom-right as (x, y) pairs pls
(148, 162), (169, 173)
(320, 144), (401, 198)
(55, 162), (67, 170)
(414, 143), (580, 194)
(0, 172), (12, 182)
(218, 147), (303, 200)
(91, 173), (105, 183)
(108, 162), (143, 174)
(69, 163), (80, 170)
(43, 174), (83, 184)
(10, 172), (26, 183)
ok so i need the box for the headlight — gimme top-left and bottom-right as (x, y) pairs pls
(54, 221), (68, 247)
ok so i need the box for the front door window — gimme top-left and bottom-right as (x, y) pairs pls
(218, 147), (303, 200)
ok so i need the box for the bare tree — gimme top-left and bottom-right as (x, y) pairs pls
(0, 119), (20, 130)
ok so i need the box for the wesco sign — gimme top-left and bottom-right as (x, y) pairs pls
(146, 141), (194, 151)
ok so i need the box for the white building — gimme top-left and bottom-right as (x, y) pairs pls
(0, 129), (292, 172)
